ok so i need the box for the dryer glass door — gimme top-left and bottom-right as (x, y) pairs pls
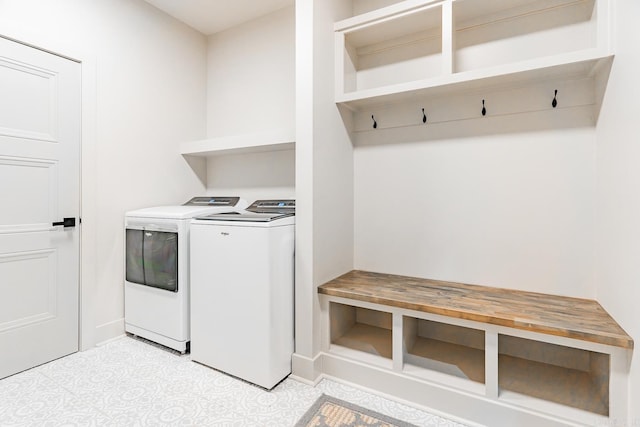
(125, 229), (145, 285)
(126, 229), (178, 292)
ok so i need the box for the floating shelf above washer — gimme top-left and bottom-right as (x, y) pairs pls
(180, 128), (295, 157)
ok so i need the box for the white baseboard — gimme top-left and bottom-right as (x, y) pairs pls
(292, 352), (323, 383)
(94, 318), (125, 347)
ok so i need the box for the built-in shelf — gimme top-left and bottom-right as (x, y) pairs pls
(334, 0), (613, 122)
(320, 271), (633, 349)
(337, 52), (612, 111)
(180, 128), (295, 157)
(319, 270), (632, 424)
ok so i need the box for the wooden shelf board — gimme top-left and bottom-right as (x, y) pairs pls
(319, 271), (633, 349)
(407, 336), (485, 384)
(332, 322), (392, 359)
(499, 354), (608, 416)
(337, 52), (612, 111)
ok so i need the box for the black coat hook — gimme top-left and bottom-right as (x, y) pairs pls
(371, 115), (377, 129)
(422, 108), (427, 124)
(482, 99), (486, 116)
(552, 90), (558, 108)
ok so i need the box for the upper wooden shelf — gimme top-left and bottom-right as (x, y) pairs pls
(318, 270), (633, 349)
(180, 128), (295, 157)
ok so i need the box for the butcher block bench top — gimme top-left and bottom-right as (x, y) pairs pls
(318, 270), (633, 349)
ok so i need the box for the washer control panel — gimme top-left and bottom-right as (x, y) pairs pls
(184, 197), (240, 207)
(247, 199), (295, 214)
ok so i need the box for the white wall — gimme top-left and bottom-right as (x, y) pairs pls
(354, 127), (597, 298)
(205, 6), (295, 201)
(292, 0), (354, 380)
(309, 2), (355, 292)
(595, 1), (640, 424)
(0, 0), (207, 345)
(205, 150), (295, 201)
(206, 6), (294, 139)
(294, 0), (316, 375)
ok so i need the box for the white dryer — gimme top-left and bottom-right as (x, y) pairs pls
(190, 200), (295, 389)
(124, 196), (245, 352)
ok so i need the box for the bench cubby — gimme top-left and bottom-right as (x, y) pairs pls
(404, 317), (485, 384)
(498, 335), (609, 416)
(329, 302), (393, 363)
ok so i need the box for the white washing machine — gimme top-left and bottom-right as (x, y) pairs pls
(124, 196), (246, 352)
(190, 199), (295, 389)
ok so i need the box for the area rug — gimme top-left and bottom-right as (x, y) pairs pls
(295, 394), (418, 427)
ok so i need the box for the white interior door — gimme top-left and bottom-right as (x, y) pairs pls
(0, 36), (80, 379)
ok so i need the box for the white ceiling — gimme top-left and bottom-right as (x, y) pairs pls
(145, 0), (294, 35)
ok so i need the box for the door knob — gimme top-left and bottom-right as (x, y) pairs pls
(52, 217), (76, 228)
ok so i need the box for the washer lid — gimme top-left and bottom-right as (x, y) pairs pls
(196, 211), (294, 222)
(126, 197), (243, 219)
(246, 199), (295, 214)
(195, 199), (295, 222)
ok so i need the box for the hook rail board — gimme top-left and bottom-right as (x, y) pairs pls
(349, 75), (596, 134)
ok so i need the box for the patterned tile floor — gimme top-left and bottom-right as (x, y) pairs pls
(0, 336), (468, 426)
